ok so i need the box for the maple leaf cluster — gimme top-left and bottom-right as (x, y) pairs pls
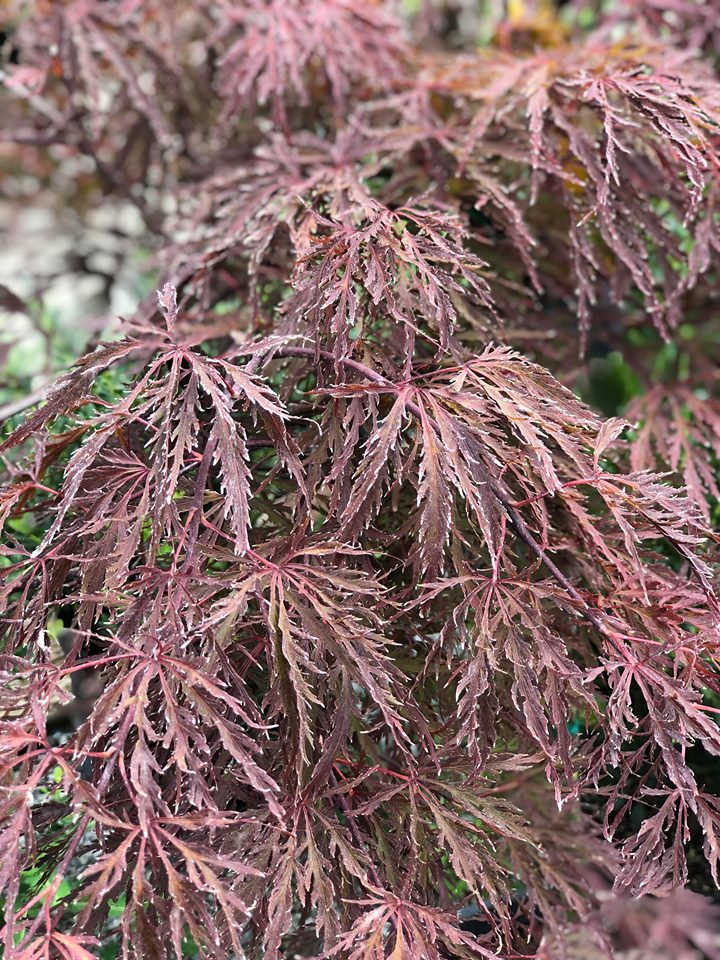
(2, 1), (720, 958)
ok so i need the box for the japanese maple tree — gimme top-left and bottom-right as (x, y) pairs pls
(2, 1), (720, 958)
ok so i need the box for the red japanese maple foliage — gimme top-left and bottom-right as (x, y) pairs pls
(2, 1), (720, 958)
